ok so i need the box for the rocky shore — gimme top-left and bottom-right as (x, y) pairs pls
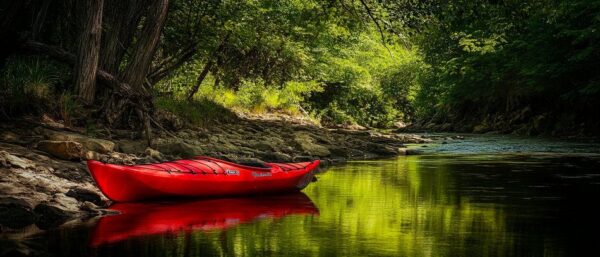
(0, 116), (432, 230)
(402, 107), (600, 139)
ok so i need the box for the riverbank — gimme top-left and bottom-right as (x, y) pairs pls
(0, 115), (434, 230)
(402, 112), (600, 141)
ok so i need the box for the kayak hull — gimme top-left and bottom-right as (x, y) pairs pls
(87, 156), (319, 202)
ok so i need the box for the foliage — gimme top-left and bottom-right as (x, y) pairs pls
(391, 0), (600, 133)
(58, 92), (84, 126)
(305, 31), (423, 127)
(155, 97), (236, 127)
(5, 0), (598, 134)
(158, 1), (421, 127)
(0, 55), (71, 117)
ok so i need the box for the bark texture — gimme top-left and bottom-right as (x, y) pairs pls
(100, 0), (144, 75)
(74, 0), (104, 105)
(121, 0), (169, 92)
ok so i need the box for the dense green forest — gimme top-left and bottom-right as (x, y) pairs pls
(1, 0), (599, 137)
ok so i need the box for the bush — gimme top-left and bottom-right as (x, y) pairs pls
(0, 55), (71, 117)
(58, 92), (84, 126)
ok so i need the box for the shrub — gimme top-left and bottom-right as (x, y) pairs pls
(0, 55), (71, 117)
(57, 92), (85, 126)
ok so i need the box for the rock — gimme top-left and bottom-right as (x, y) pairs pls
(394, 121), (408, 129)
(144, 147), (165, 161)
(37, 140), (84, 160)
(105, 152), (139, 165)
(347, 124), (367, 130)
(0, 131), (19, 142)
(155, 109), (184, 130)
(328, 147), (350, 158)
(81, 138), (115, 154)
(405, 149), (423, 155)
(84, 151), (104, 161)
(155, 140), (203, 157)
(100, 208), (121, 216)
(366, 143), (398, 156)
(293, 132), (331, 157)
(66, 188), (102, 205)
(41, 114), (65, 129)
(292, 156), (314, 162)
(251, 141), (276, 152)
(0, 150), (35, 169)
(33, 202), (71, 229)
(0, 197), (36, 228)
(80, 201), (102, 215)
(258, 151), (292, 162)
(397, 148), (408, 155)
(44, 130), (115, 153)
(118, 140), (148, 154)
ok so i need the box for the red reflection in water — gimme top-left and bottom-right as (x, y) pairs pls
(89, 193), (318, 246)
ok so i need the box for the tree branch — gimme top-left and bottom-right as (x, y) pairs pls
(357, 0), (394, 58)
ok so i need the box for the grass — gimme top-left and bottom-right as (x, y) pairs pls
(155, 97), (237, 127)
(0, 55), (71, 118)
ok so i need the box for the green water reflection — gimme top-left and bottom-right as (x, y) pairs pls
(4, 154), (600, 257)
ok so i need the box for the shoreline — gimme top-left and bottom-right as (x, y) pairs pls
(0, 116), (431, 230)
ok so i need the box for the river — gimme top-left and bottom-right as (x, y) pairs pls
(2, 134), (599, 256)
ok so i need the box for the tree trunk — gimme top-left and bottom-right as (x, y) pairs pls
(22, 40), (132, 94)
(185, 33), (230, 101)
(31, 0), (52, 40)
(103, 0), (169, 146)
(100, 0), (145, 75)
(74, 0), (104, 105)
(121, 0), (169, 92)
(186, 60), (214, 101)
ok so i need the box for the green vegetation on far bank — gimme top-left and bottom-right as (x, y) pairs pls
(1, 0), (599, 137)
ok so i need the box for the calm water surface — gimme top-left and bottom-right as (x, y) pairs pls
(2, 135), (600, 256)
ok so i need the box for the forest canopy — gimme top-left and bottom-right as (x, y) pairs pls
(1, 0), (599, 137)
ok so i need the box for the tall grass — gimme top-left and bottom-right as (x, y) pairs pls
(156, 70), (323, 121)
(0, 55), (71, 117)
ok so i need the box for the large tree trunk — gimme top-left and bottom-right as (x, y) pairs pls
(74, 0), (103, 105)
(121, 0), (169, 92)
(104, 0), (169, 146)
(100, 0), (145, 75)
(22, 40), (132, 94)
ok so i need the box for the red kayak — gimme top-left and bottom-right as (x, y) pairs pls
(89, 193), (318, 246)
(87, 156), (319, 202)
